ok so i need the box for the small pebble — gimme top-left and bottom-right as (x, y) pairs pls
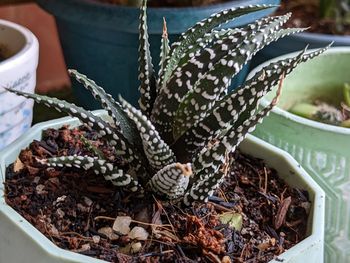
(113, 216), (132, 235)
(128, 226), (149, 241)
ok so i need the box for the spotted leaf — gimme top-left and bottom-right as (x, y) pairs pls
(184, 158), (229, 205)
(185, 89), (281, 205)
(148, 162), (192, 199)
(192, 74), (283, 174)
(152, 14), (295, 142)
(152, 26), (253, 142)
(38, 155), (140, 192)
(138, 0), (157, 116)
(172, 14), (301, 139)
(69, 69), (143, 149)
(172, 45), (329, 159)
(119, 96), (176, 171)
(158, 5), (275, 90)
(80, 136), (105, 160)
(176, 28), (241, 69)
(5, 88), (148, 177)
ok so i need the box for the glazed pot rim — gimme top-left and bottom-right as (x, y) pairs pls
(248, 46), (350, 135)
(293, 31), (350, 43)
(0, 110), (325, 263)
(0, 19), (39, 70)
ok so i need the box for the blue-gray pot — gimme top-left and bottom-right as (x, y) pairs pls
(38, 0), (280, 109)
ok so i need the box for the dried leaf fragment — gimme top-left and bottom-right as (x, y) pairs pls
(98, 227), (119, 240)
(36, 184), (48, 195)
(13, 158), (24, 172)
(274, 196), (292, 230)
(218, 212), (243, 231)
(119, 242), (143, 254)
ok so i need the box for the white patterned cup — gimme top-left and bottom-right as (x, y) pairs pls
(0, 19), (39, 149)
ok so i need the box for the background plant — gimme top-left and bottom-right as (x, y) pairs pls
(319, 0), (350, 32)
(7, 0), (328, 205)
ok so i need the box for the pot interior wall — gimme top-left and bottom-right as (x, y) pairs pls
(264, 52), (350, 110)
(0, 23), (26, 60)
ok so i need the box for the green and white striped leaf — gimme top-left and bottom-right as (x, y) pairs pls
(227, 44), (332, 133)
(119, 96), (176, 171)
(183, 161), (228, 205)
(38, 155), (140, 192)
(172, 15), (301, 139)
(152, 26), (255, 141)
(6, 88), (114, 137)
(191, 76), (282, 175)
(158, 5), (275, 89)
(69, 69), (143, 149)
(138, 0), (157, 116)
(5, 88), (148, 176)
(152, 14), (296, 141)
(172, 45), (329, 158)
(176, 28), (241, 69)
(80, 136), (105, 159)
(148, 162), (192, 199)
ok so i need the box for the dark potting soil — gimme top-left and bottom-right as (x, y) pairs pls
(276, 0), (350, 35)
(5, 125), (310, 263)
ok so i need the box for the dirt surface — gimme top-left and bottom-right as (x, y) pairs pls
(5, 125), (310, 262)
(276, 1), (350, 35)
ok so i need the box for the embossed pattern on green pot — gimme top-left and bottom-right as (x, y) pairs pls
(249, 47), (350, 263)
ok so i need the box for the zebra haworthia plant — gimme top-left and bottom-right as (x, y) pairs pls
(6, 1), (329, 205)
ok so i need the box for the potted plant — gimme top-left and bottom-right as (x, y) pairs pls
(37, 0), (280, 109)
(1, 2), (326, 262)
(249, 47), (350, 263)
(0, 19), (39, 150)
(252, 0), (350, 66)
(0, 113), (326, 263)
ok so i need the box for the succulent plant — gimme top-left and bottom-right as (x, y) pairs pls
(6, 1), (329, 205)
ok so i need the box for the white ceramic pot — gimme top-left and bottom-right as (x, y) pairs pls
(0, 19), (39, 149)
(0, 111), (325, 263)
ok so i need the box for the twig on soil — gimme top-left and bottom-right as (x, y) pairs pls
(264, 167), (268, 194)
(84, 203), (94, 232)
(208, 201), (235, 212)
(154, 197), (177, 237)
(141, 249), (174, 257)
(94, 216), (173, 230)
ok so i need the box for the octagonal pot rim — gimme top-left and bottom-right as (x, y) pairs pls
(248, 46), (350, 136)
(0, 110), (325, 262)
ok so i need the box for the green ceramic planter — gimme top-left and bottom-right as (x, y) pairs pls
(0, 111), (325, 262)
(249, 47), (350, 263)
